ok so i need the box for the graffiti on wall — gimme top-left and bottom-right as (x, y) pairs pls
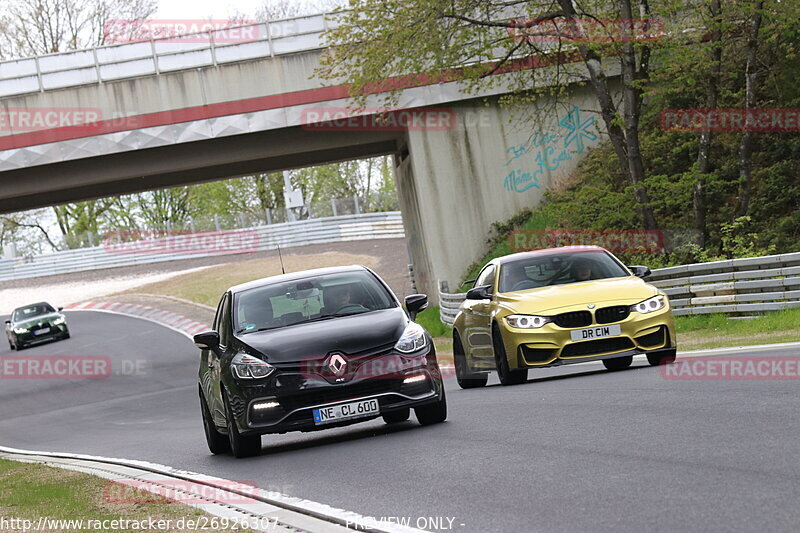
(503, 106), (598, 193)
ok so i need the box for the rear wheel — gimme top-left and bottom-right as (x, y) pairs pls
(224, 393), (261, 458)
(603, 356), (633, 371)
(382, 408), (410, 424)
(454, 332), (488, 389)
(493, 326), (527, 386)
(647, 349), (676, 366)
(200, 389), (229, 455)
(415, 386), (447, 425)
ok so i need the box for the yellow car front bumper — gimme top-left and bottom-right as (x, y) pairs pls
(497, 306), (676, 369)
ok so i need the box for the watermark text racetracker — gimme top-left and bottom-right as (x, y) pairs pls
(509, 229), (666, 254)
(662, 356), (800, 380)
(0, 356), (147, 379)
(0, 515), (282, 532)
(103, 230), (260, 256)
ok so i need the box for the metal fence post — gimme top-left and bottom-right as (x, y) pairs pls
(150, 40), (160, 75)
(354, 194), (361, 214)
(214, 214), (221, 231)
(331, 199), (338, 217)
(265, 208), (272, 225)
(239, 213), (247, 228)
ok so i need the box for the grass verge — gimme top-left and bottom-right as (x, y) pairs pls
(0, 458), (250, 532)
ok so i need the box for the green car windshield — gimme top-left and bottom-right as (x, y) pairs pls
(12, 303), (56, 322)
(498, 251), (630, 293)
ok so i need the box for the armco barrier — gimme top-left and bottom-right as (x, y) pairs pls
(0, 212), (403, 282)
(438, 251), (800, 327)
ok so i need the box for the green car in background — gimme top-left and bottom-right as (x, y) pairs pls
(5, 302), (70, 350)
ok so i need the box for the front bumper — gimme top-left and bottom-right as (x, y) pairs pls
(498, 306), (676, 370)
(13, 324), (69, 346)
(226, 349), (444, 435)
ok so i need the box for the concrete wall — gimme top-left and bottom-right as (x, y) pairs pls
(399, 87), (604, 297)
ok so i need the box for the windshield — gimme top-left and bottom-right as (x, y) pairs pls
(12, 303), (56, 322)
(233, 270), (395, 333)
(498, 251), (630, 293)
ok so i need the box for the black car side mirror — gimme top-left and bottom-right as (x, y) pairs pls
(629, 265), (651, 278)
(405, 294), (428, 321)
(194, 331), (220, 350)
(4, 320), (10, 325)
(466, 285), (492, 300)
(57, 307), (63, 312)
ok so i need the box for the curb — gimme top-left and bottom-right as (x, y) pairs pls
(65, 301), (210, 339)
(0, 446), (425, 533)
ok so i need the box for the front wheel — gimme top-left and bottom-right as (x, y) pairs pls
(454, 332), (488, 389)
(224, 394), (261, 458)
(647, 349), (676, 366)
(493, 326), (527, 386)
(603, 356), (633, 371)
(8, 338), (15, 351)
(415, 386), (447, 425)
(200, 389), (229, 455)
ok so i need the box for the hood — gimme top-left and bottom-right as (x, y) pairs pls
(236, 307), (407, 363)
(495, 276), (658, 314)
(13, 312), (63, 329)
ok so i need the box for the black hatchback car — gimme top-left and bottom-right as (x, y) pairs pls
(5, 302), (70, 350)
(194, 265), (447, 457)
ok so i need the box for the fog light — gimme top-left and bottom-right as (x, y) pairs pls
(403, 373), (427, 384)
(253, 401), (280, 410)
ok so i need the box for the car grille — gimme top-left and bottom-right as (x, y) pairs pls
(560, 337), (634, 358)
(595, 306), (630, 324)
(636, 327), (666, 348)
(520, 346), (557, 364)
(278, 379), (402, 412)
(553, 311), (592, 328)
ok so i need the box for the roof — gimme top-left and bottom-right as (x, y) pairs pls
(228, 264), (368, 294)
(492, 246), (609, 265)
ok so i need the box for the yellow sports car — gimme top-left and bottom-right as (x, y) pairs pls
(452, 246), (676, 387)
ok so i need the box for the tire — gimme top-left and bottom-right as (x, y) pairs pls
(200, 389), (229, 455)
(415, 385), (447, 425)
(453, 332), (488, 389)
(224, 393), (261, 458)
(493, 325), (527, 386)
(383, 408), (410, 424)
(8, 338), (15, 351)
(603, 356), (633, 371)
(647, 349), (676, 366)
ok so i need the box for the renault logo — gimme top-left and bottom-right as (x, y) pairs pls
(587, 304), (596, 309)
(327, 353), (348, 377)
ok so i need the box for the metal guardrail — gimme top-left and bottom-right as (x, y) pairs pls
(0, 212), (403, 282)
(0, 12), (340, 98)
(438, 251), (800, 327)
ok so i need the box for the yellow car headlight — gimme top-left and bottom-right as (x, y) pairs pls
(631, 295), (666, 314)
(505, 314), (551, 329)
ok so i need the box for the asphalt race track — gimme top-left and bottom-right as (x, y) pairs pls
(1, 311), (799, 532)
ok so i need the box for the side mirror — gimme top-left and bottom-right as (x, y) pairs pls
(57, 307), (63, 312)
(404, 294), (428, 321)
(629, 265), (651, 278)
(466, 285), (492, 300)
(4, 320), (10, 325)
(193, 331), (220, 350)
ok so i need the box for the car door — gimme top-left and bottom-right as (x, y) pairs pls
(462, 265), (496, 365)
(205, 293), (231, 426)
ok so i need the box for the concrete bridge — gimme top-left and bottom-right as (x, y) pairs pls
(0, 13), (603, 298)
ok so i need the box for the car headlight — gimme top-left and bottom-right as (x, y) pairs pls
(13, 327), (28, 334)
(53, 316), (66, 325)
(231, 352), (275, 380)
(505, 314), (551, 329)
(631, 295), (667, 314)
(395, 322), (428, 353)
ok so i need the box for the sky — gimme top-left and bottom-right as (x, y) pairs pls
(155, 0), (266, 19)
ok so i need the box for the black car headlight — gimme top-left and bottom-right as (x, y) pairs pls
(505, 314), (551, 329)
(395, 322), (427, 353)
(231, 352), (275, 380)
(631, 295), (667, 314)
